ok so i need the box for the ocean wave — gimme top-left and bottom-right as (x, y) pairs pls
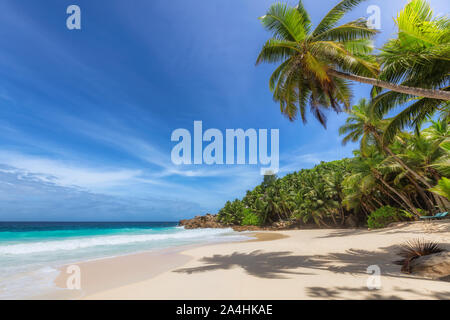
(0, 228), (236, 255)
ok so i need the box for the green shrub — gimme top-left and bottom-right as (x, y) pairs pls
(218, 201), (263, 226)
(217, 200), (246, 225)
(241, 209), (262, 226)
(367, 206), (412, 229)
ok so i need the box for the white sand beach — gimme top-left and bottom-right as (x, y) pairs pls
(52, 221), (450, 300)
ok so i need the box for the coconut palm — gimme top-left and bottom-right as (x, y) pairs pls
(402, 123), (450, 209)
(339, 98), (436, 191)
(339, 98), (386, 153)
(373, 0), (450, 143)
(345, 148), (420, 215)
(256, 0), (450, 127)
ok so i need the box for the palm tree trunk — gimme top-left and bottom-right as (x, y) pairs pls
(361, 201), (370, 215)
(371, 130), (435, 190)
(384, 146), (434, 188)
(339, 206), (345, 225)
(406, 175), (436, 213)
(379, 187), (410, 212)
(318, 217), (330, 228)
(372, 196), (384, 208)
(368, 198), (380, 211)
(330, 211), (337, 226)
(328, 69), (450, 101)
(373, 170), (420, 216)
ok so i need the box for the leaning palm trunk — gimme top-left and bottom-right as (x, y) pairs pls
(371, 196), (384, 208)
(329, 210), (338, 226)
(372, 130), (434, 188)
(384, 146), (432, 188)
(378, 186), (411, 213)
(381, 149), (448, 212)
(430, 191), (448, 212)
(372, 170), (420, 216)
(328, 70), (450, 101)
(372, 131), (447, 211)
(406, 175), (436, 213)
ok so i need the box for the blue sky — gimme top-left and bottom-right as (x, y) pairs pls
(0, 0), (447, 221)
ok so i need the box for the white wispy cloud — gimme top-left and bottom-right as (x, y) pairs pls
(0, 167), (204, 221)
(0, 151), (142, 189)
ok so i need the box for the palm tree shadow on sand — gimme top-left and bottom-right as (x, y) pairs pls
(173, 247), (450, 298)
(173, 246), (447, 280)
(306, 286), (450, 300)
(175, 250), (314, 279)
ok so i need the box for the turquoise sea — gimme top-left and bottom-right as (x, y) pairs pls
(0, 222), (250, 299)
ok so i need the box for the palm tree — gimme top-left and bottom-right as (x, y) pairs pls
(339, 98), (386, 153)
(402, 123), (450, 209)
(339, 98), (435, 190)
(324, 169), (346, 224)
(342, 155), (379, 215)
(256, 0), (450, 127)
(373, 0), (450, 143)
(344, 148), (420, 215)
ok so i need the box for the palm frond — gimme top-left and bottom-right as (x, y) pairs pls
(313, 0), (368, 36)
(260, 3), (308, 42)
(295, 0), (312, 31)
(256, 39), (299, 65)
(383, 97), (444, 145)
(314, 19), (378, 42)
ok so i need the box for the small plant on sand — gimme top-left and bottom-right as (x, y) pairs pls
(367, 206), (412, 229)
(394, 239), (446, 273)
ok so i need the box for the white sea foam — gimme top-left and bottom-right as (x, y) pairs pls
(0, 228), (237, 255)
(0, 226), (251, 298)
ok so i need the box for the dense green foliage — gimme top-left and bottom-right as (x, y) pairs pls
(218, 159), (350, 227)
(217, 116), (449, 228)
(217, 1), (449, 228)
(241, 209), (262, 226)
(218, 200), (246, 225)
(429, 177), (450, 201)
(367, 206), (412, 229)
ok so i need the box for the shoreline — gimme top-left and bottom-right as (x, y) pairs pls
(35, 222), (450, 300)
(34, 231), (268, 299)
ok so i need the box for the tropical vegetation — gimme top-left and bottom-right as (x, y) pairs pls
(217, 0), (449, 228)
(367, 206), (412, 229)
(218, 115), (448, 227)
(256, 0), (450, 127)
